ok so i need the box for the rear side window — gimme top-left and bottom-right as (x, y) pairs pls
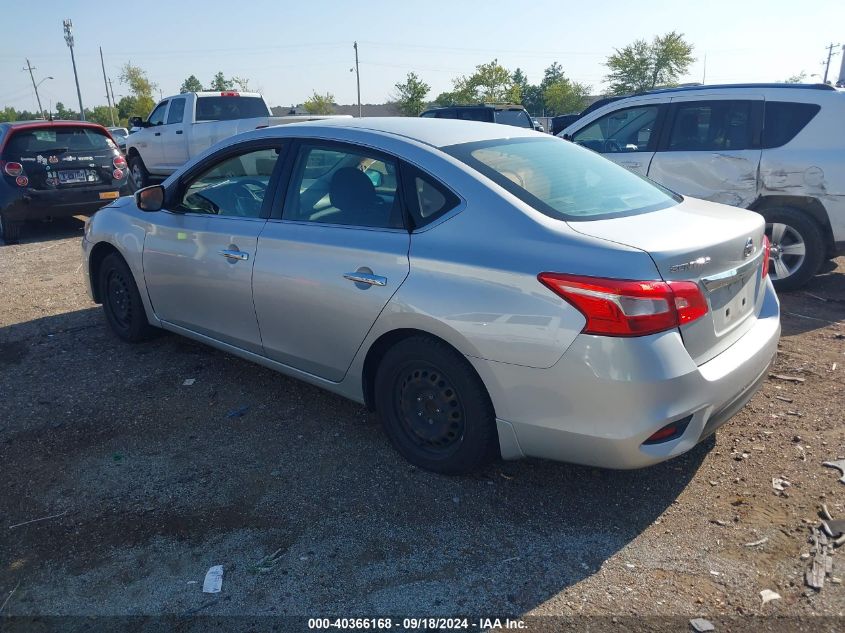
(195, 96), (270, 121)
(402, 167), (460, 229)
(420, 111), (437, 118)
(762, 101), (820, 148)
(456, 109), (492, 122)
(167, 98), (186, 124)
(494, 109), (532, 128)
(3, 127), (114, 159)
(667, 100), (752, 151)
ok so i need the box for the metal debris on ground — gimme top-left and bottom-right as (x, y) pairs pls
(775, 396), (793, 403)
(252, 548), (285, 573)
(8, 509), (68, 530)
(822, 459), (845, 484)
(768, 374), (805, 383)
(744, 537), (769, 547)
(689, 617), (715, 632)
(202, 565), (224, 593)
(806, 527), (833, 590)
(182, 378), (196, 386)
(760, 589), (781, 604)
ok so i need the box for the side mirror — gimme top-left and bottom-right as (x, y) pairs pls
(129, 116), (144, 129)
(562, 133), (573, 141)
(135, 185), (165, 212)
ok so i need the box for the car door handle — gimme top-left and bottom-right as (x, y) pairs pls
(154, 132), (161, 136)
(219, 249), (249, 261)
(176, 130), (183, 135)
(343, 272), (387, 286)
(620, 161), (641, 168)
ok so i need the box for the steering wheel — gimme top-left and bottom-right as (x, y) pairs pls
(233, 178), (268, 200)
(604, 139), (622, 153)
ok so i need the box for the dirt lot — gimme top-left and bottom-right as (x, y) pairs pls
(1, 218), (844, 627)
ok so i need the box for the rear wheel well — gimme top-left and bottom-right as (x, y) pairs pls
(126, 147), (140, 160)
(88, 242), (122, 303)
(361, 329), (491, 414)
(750, 196), (835, 256)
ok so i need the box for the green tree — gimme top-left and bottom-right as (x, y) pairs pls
(117, 95), (154, 123)
(302, 91), (335, 114)
(85, 105), (115, 126)
(542, 78), (590, 116)
(0, 106), (17, 122)
(783, 71), (807, 83)
(209, 71), (232, 91)
(180, 74), (203, 93)
(541, 62), (565, 90)
(468, 59), (514, 102)
(55, 102), (78, 120)
(605, 31), (695, 95)
(120, 62), (157, 100)
(392, 72), (431, 116)
(231, 76), (251, 91)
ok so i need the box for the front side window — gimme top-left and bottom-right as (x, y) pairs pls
(147, 101), (168, 126)
(444, 137), (679, 221)
(667, 100), (752, 151)
(283, 144), (403, 229)
(572, 105), (659, 153)
(175, 146), (280, 217)
(166, 98), (186, 125)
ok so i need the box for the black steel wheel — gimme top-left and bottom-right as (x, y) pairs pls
(98, 252), (155, 342)
(0, 213), (21, 244)
(375, 335), (498, 474)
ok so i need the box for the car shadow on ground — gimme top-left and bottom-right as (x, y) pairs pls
(778, 261), (844, 337)
(1, 308), (709, 616)
(2, 215), (88, 246)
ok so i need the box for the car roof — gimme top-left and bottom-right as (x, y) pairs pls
(640, 82), (837, 95)
(265, 116), (539, 148)
(0, 120), (109, 130)
(423, 104), (525, 111)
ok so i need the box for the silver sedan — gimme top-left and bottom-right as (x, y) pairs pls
(82, 118), (780, 474)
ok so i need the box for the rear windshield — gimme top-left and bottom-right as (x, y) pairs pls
(494, 109), (532, 128)
(195, 96), (269, 121)
(443, 137), (680, 221)
(3, 126), (114, 159)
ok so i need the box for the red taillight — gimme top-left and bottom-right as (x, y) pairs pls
(220, 91), (240, 97)
(761, 235), (770, 279)
(113, 155), (127, 170)
(113, 169), (124, 180)
(537, 273), (708, 337)
(3, 161), (24, 177)
(15, 175), (29, 187)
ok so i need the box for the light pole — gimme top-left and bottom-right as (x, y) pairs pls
(35, 76), (54, 119)
(353, 41), (361, 117)
(63, 19), (85, 120)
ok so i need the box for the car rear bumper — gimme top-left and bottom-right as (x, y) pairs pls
(477, 278), (781, 469)
(1, 185), (128, 222)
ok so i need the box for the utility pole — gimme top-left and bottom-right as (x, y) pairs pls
(353, 41), (361, 118)
(823, 42), (841, 84)
(63, 19), (85, 120)
(24, 59), (45, 119)
(100, 46), (115, 126)
(107, 77), (117, 114)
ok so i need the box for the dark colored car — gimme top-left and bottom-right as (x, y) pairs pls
(420, 104), (534, 129)
(0, 121), (129, 243)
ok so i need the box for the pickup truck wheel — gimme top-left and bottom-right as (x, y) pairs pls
(0, 213), (21, 245)
(374, 335), (499, 475)
(763, 207), (825, 292)
(129, 156), (149, 189)
(99, 253), (155, 343)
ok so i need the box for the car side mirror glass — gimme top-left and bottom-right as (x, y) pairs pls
(128, 116), (143, 129)
(135, 185), (165, 212)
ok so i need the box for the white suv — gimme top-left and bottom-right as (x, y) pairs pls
(562, 83), (844, 290)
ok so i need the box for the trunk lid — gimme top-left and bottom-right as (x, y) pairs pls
(567, 197), (767, 364)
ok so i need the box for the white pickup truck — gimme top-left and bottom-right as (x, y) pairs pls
(126, 91), (346, 187)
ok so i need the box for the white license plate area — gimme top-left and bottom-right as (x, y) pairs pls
(709, 273), (757, 334)
(58, 169), (87, 184)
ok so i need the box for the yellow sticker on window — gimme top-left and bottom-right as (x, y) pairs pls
(99, 191), (120, 200)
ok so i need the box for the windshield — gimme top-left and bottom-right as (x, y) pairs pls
(195, 96), (270, 121)
(442, 137), (679, 220)
(3, 126), (115, 159)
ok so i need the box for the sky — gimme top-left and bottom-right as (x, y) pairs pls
(1, 0), (842, 114)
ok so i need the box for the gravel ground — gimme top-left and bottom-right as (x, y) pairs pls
(1, 218), (843, 626)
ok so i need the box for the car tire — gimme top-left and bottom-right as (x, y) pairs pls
(762, 207), (825, 292)
(0, 213), (21, 245)
(98, 252), (155, 343)
(374, 335), (499, 474)
(128, 156), (150, 190)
